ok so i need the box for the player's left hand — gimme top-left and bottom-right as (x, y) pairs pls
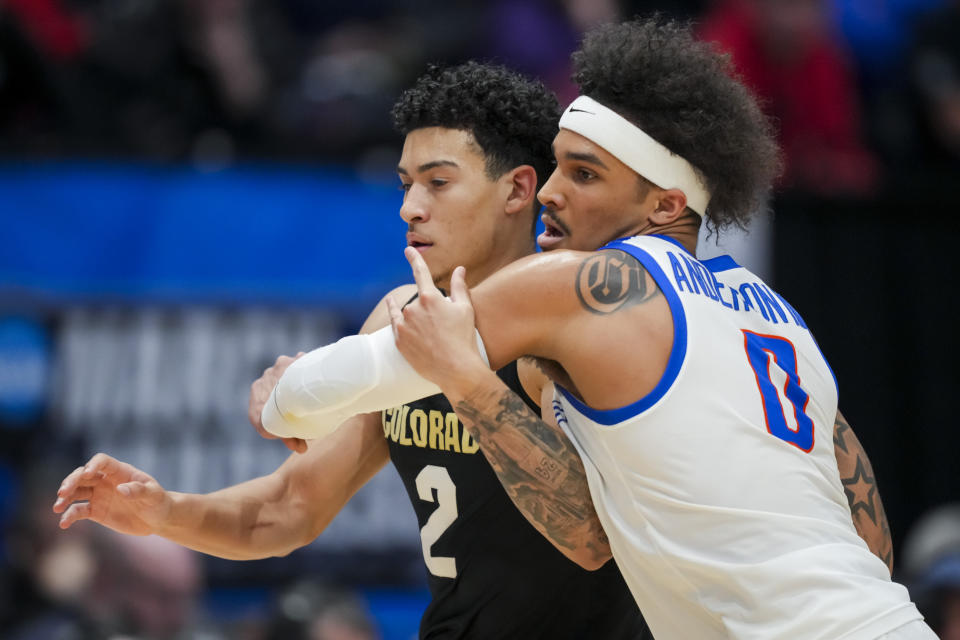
(386, 247), (489, 394)
(249, 353), (308, 453)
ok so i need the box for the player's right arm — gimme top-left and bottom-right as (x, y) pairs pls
(54, 416), (388, 560)
(53, 285), (415, 559)
(833, 410), (894, 574)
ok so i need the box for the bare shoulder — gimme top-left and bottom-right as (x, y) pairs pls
(572, 248), (662, 315)
(472, 250), (591, 313)
(475, 248), (660, 315)
(362, 284), (418, 334)
(469, 249), (664, 371)
(468, 252), (589, 368)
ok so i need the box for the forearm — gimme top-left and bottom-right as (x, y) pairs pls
(833, 411), (894, 573)
(445, 368), (612, 570)
(263, 327), (460, 439)
(160, 415), (388, 560)
(156, 476), (318, 560)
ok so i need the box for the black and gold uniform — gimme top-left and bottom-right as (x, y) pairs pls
(382, 361), (650, 639)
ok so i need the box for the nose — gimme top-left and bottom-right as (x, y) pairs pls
(399, 184), (430, 224)
(537, 167), (564, 210)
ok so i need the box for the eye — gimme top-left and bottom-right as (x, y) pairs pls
(430, 179), (448, 188)
(574, 167), (596, 182)
(398, 182), (412, 192)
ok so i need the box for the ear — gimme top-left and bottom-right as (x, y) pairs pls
(647, 188), (689, 225)
(503, 165), (538, 216)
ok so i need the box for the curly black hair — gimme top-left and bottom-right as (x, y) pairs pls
(392, 62), (560, 215)
(573, 17), (782, 230)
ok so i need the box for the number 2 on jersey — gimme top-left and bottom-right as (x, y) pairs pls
(415, 465), (458, 578)
(742, 330), (814, 452)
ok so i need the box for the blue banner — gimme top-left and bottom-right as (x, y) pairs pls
(0, 163), (411, 310)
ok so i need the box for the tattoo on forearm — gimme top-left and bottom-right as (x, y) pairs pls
(835, 412), (894, 572)
(575, 250), (660, 315)
(454, 390), (610, 564)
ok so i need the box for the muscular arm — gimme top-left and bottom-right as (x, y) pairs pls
(158, 416), (388, 559)
(164, 285), (414, 558)
(57, 285), (414, 559)
(444, 361), (612, 569)
(56, 417), (388, 560)
(834, 410), (894, 573)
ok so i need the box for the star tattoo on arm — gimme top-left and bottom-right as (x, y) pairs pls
(834, 411), (894, 573)
(842, 457), (878, 522)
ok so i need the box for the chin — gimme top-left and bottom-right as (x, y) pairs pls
(429, 268), (453, 291)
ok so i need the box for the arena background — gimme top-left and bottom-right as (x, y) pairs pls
(1, 1), (959, 638)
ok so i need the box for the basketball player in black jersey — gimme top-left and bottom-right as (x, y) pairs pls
(54, 63), (651, 639)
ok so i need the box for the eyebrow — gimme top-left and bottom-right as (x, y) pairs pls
(396, 159), (461, 175)
(562, 150), (609, 170)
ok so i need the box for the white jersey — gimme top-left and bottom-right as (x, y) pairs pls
(552, 235), (922, 639)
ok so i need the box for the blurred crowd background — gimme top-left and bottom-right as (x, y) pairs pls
(1, 0), (959, 638)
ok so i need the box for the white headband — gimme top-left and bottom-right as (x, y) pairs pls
(558, 96), (710, 216)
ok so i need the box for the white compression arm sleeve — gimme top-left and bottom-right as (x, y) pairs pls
(261, 325), (489, 439)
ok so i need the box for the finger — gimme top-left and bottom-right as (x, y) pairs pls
(82, 452), (122, 478)
(249, 379), (271, 430)
(54, 486), (94, 513)
(249, 383), (260, 425)
(248, 401), (260, 430)
(404, 247), (437, 296)
(450, 266), (471, 304)
(59, 502), (93, 529)
(385, 296), (404, 339)
(255, 422), (278, 440)
(57, 466), (88, 497)
(283, 437), (307, 454)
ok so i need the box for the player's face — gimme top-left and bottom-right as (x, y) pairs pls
(537, 129), (658, 252)
(398, 127), (510, 288)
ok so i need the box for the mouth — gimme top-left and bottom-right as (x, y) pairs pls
(406, 233), (433, 253)
(537, 213), (568, 250)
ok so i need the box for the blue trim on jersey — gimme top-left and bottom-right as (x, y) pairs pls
(701, 255), (740, 273)
(649, 234), (691, 255)
(812, 337), (839, 398)
(556, 238), (688, 425)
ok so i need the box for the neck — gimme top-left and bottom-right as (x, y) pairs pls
(619, 212), (701, 255)
(437, 235), (536, 291)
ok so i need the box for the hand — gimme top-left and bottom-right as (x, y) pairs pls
(53, 453), (171, 535)
(386, 247), (489, 395)
(249, 353), (308, 453)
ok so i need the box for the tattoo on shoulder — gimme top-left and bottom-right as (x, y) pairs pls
(575, 250), (659, 315)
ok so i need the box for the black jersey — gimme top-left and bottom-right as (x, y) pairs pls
(382, 360), (650, 639)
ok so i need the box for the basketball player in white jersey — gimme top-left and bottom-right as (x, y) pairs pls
(259, 18), (934, 639)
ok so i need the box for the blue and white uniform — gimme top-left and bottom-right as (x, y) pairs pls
(552, 235), (923, 639)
